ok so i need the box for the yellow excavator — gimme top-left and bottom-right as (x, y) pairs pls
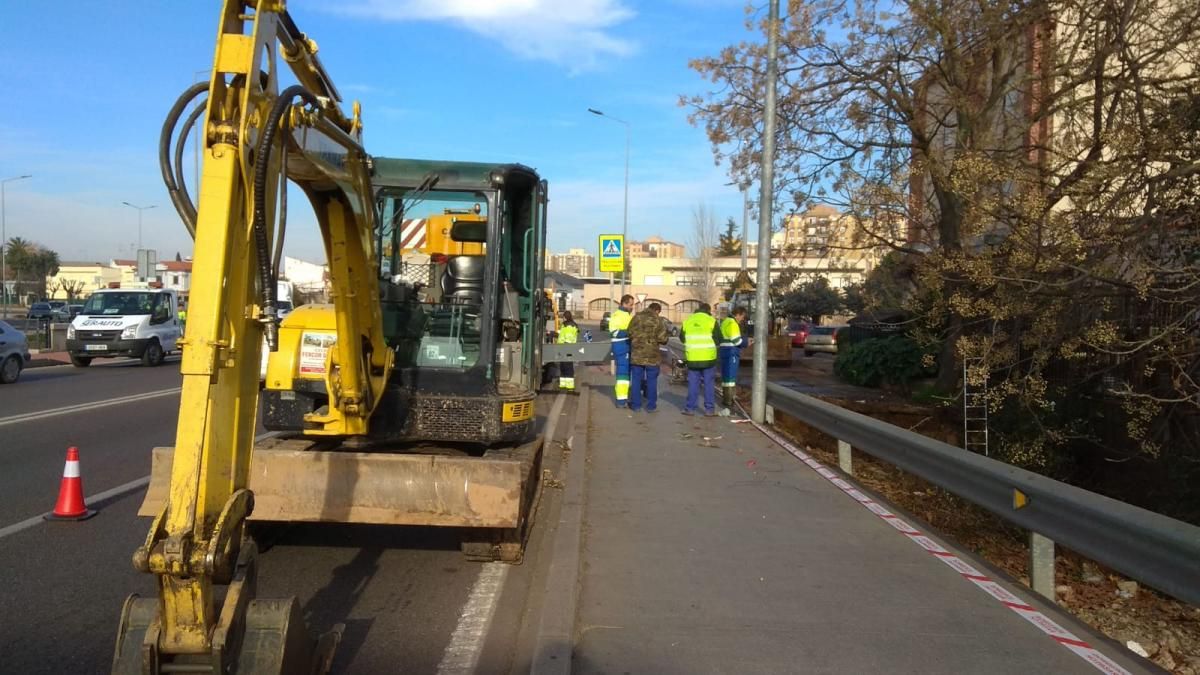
(113, 2), (556, 672)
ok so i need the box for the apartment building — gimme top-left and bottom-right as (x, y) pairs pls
(548, 248), (595, 277)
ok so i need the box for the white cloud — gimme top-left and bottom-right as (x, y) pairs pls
(328, 0), (637, 71)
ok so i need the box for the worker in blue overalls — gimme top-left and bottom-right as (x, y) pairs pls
(607, 294), (636, 407)
(718, 306), (748, 412)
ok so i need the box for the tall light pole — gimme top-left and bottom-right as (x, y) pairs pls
(751, 0), (781, 424)
(587, 108), (630, 299)
(741, 189), (751, 272)
(122, 201), (156, 252)
(1, 174), (32, 312)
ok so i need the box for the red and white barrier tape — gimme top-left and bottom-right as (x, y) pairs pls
(746, 415), (1133, 675)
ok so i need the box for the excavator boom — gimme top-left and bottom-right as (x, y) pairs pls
(113, 2), (389, 672)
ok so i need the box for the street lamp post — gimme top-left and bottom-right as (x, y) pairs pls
(122, 201), (157, 252)
(751, 0), (782, 424)
(741, 189), (751, 272)
(1, 174), (32, 313)
(587, 108), (631, 299)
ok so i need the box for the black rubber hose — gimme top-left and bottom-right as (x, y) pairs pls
(173, 99), (206, 231)
(253, 85), (319, 348)
(272, 140), (287, 278)
(159, 82), (209, 238)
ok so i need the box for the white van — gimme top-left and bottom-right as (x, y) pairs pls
(66, 288), (182, 367)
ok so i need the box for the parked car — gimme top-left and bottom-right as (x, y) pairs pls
(0, 320), (31, 384)
(661, 316), (679, 338)
(787, 321), (811, 348)
(26, 302), (70, 321)
(600, 311), (612, 332)
(803, 325), (845, 356)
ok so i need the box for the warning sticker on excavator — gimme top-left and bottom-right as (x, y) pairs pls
(299, 332), (336, 375)
(502, 400), (534, 422)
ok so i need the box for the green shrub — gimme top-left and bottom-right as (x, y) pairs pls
(834, 335), (937, 389)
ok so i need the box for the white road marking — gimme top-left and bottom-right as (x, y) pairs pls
(0, 475), (151, 540)
(0, 387), (182, 428)
(437, 562), (511, 674)
(0, 431), (281, 541)
(437, 393), (568, 674)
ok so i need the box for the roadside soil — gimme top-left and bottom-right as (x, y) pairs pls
(757, 352), (1200, 674)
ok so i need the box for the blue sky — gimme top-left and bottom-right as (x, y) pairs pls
(0, 0), (757, 265)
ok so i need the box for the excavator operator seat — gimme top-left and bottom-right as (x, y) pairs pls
(441, 255), (486, 305)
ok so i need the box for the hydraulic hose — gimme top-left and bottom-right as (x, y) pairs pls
(272, 140), (287, 280)
(254, 85), (319, 349)
(172, 99), (207, 233)
(159, 82), (209, 238)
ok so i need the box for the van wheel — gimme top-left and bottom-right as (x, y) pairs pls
(70, 355), (92, 368)
(142, 340), (164, 367)
(0, 355), (21, 384)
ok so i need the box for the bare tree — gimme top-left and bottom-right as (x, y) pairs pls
(60, 279), (86, 300)
(685, 0), (1200, 482)
(688, 202), (720, 303)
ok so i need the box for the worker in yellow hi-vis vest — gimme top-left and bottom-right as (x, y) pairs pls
(681, 302), (720, 416)
(607, 294), (636, 407)
(718, 306), (747, 411)
(556, 311), (579, 391)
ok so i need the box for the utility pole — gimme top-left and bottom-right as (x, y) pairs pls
(1, 174), (32, 314)
(751, 0), (781, 424)
(587, 108), (631, 298)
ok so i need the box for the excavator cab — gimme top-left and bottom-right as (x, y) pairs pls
(260, 159), (547, 443)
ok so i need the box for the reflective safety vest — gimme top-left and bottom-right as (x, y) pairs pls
(682, 312), (718, 363)
(719, 316), (743, 347)
(178, 309), (187, 322)
(608, 308), (633, 340)
(557, 323), (579, 344)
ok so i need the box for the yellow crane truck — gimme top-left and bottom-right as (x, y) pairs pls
(728, 270), (792, 366)
(113, 3), (567, 672)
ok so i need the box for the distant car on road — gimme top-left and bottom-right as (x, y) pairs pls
(66, 288), (182, 367)
(788, 321), (811, 348)
(26, 302), (70, 321)
(0, 320), (31, 384)
(803, 325), (845, 356)
(600, 311), (612, 332)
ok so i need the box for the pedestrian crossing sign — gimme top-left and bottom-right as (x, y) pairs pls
(598, 234), (625, 273)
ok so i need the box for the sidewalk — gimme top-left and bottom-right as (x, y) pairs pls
(568, 369), (1151, 674)
(26, 350), (71, 368)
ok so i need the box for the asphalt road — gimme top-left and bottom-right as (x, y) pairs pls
(0, 359), (574, 674)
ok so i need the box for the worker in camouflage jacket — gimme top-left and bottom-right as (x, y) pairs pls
(627, 302), (668, 412)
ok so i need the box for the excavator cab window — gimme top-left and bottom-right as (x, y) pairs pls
(376, 189), (492, 370)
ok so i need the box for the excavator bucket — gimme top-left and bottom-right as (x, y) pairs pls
(139, 435), (543, 529)
(112, 543), (341, 674)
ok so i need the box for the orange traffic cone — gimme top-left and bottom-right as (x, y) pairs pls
(44, 447), (96, 521)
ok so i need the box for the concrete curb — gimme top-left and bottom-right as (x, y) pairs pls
(530, 384), (591, 675)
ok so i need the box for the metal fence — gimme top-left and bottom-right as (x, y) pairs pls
(3, 317), (59, 349)
(764, 382), (1200, 606)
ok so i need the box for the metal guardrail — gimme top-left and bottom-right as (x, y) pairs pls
(764, 381), (1200, 606)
